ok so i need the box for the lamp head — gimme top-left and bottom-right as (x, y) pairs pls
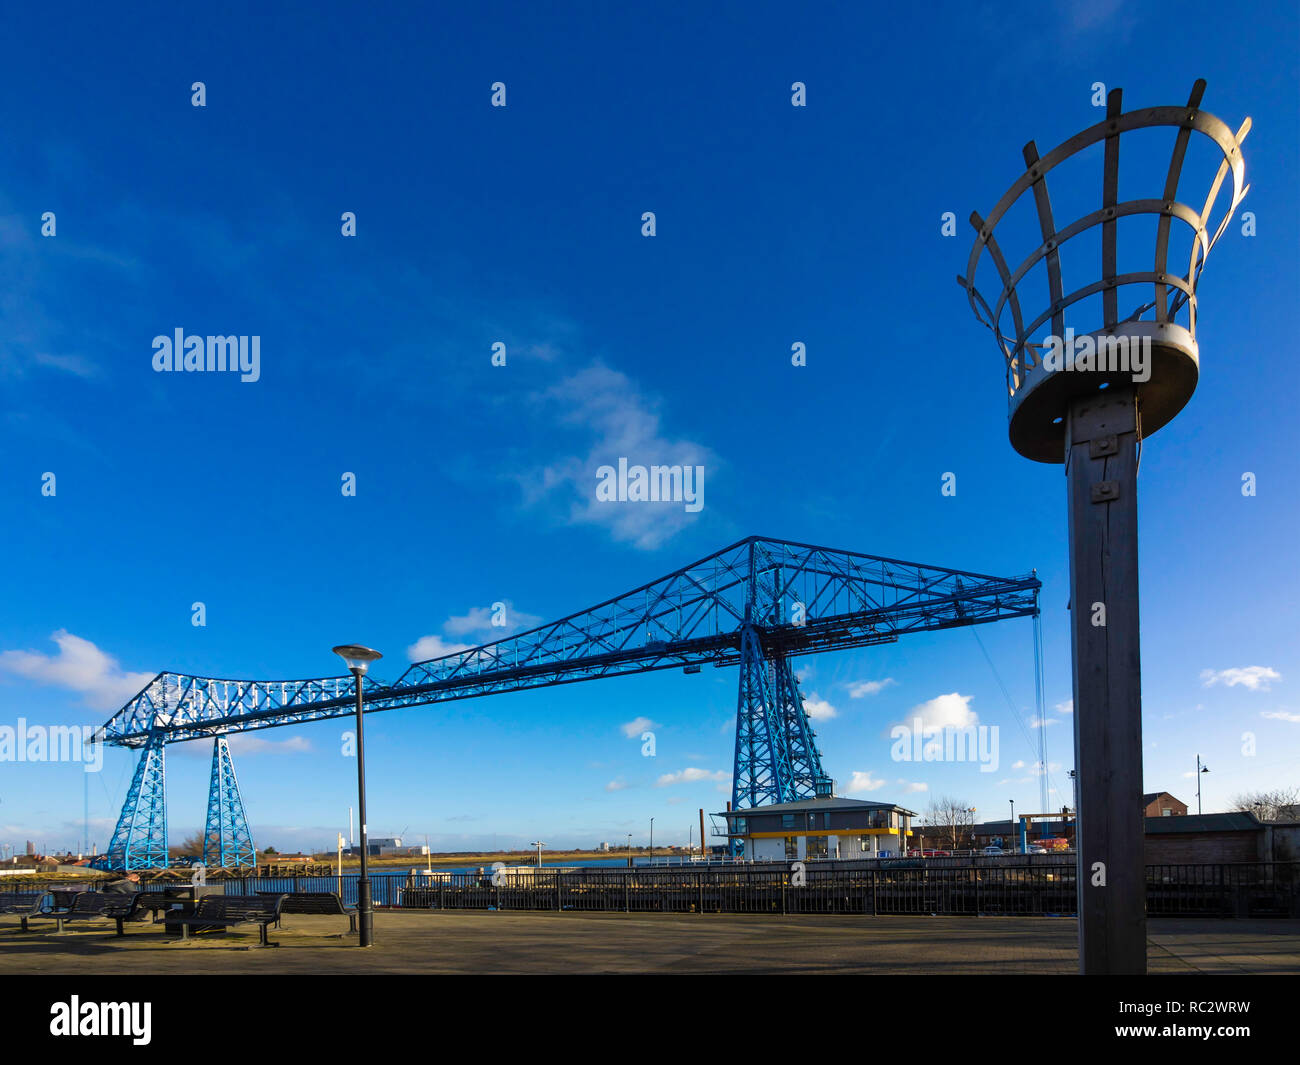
(333, 644), (383, 675)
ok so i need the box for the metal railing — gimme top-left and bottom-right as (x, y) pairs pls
(8, 862), (1296, 918)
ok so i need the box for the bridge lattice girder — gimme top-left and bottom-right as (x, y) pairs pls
(102, 537), (1039, 753)
(96, 537), (1037, 855)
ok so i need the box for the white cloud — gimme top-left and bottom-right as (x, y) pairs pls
(604, 779), (628, 792)
(0, 630), (155, 711)
(406, 634), (472, 662)
(620, 716), (659, 738)
(442, 601), (542, 637)
(1028, 716), (1059, 728)
(897, 692), (977, 733)
(655, 767), (729, 787)
(848, 678), (897, 698)
(1055, 699), (1073, 715)
(1200, 666), (1280, 691)
(844, 770), (888, 794)
(1012, 760), (1027, 769)
(523, 363), (716, 550)
(899, 781), (929, 793)
(802, 695), (837, 721)
(1262, 710), (1300, 723)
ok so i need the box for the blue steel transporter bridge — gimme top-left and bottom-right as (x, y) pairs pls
(93, 536), (1040, 870)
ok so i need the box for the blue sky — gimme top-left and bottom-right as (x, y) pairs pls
(1, 2), (1297, 855)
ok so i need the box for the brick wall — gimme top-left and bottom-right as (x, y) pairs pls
(1144, 831), (1262, 864)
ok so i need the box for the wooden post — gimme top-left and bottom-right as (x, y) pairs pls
(1066, 386), (1146, 974)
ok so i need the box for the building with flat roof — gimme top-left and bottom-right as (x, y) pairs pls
(714, 797), (918, 861)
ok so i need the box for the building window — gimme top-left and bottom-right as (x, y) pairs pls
(784, 836), (798, 859)
(782, 814), (795, 830)
(734, 817), (747, 834)
(807, 836), (828, 859)
(1162, 808), (1172, 816)
(859, 836), (871, 852)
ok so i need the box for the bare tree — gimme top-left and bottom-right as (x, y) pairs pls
(171, 830), (204, 857)
(1231, 787), (1300, 822)
(921, 796), (976, 850)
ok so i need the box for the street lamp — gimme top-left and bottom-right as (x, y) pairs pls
(649, 817), (654, 863)
(1197, 756), (1210, 815)
(333, 643), (383, 947)
(530, 840), (546, 868)
(1010, 799), (1016, 854)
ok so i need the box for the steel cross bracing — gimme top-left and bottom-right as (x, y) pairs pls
(202, 736), (257, 868)
(99, 730), (168, 869)
(98, 536), (1039, 842)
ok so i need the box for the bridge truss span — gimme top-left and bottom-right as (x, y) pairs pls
(95, 536), (1040, 869)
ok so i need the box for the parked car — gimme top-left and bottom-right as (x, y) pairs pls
(1026, 845), (1048, 854)
(921, 850), (952, 857)
(981, 846), (1007, 855)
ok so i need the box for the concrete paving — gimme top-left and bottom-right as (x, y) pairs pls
(2, 912), (1296, 974)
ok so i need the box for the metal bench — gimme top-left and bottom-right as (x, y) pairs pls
(46, 891), (149, 935)
(170, 894), (286, 947)
(0, 891), (52, 932)
(136, 892), (186, 923)
(257, 891), (358, 933)
(49, 886), (93, 911)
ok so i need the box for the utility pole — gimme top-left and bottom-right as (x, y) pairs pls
(1197, 756), (1210, 815)
(959, 80), (1250, 974)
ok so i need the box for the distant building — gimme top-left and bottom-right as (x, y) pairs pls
(966, 819), (1076, 849)
(1143, 792), (1188, 817)
(597, 842), (610, 852)
(714, 797), (917, 860)
(348, 836), (404, 857)
(1144, 811), (1264, 863)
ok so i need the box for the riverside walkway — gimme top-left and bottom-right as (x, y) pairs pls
(2, 912), (1298, 975)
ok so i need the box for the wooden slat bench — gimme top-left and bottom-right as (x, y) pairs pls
(0, 891), (51, 932)
(257, 891), (358, 933)
(170, 894), (287, 947)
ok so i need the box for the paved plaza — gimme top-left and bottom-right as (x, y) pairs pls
(3, 912), (1297, 975)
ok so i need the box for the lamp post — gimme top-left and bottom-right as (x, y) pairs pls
(649, 818), (654, 863)
(1197, 756), (1210, 815)
(960, 80), (1250, 974)
(333, 643), (383, 947)
(530, 840), (546, 868)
